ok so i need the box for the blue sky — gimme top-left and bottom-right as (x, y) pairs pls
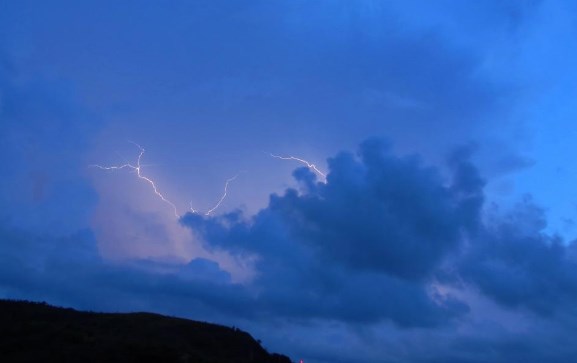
(2, 1), (577, 362)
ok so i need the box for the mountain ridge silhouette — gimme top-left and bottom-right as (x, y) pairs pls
(0, 299), (293, 363)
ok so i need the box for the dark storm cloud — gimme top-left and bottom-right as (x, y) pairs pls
(191, 139), (482, 279)
(182, 139), (482, 326)
(459, 197), (577, 316)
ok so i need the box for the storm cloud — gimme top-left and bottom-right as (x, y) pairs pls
(2, 1), (577, 362)
(2, 138), (577, 361)
(460, 198), (577, 316)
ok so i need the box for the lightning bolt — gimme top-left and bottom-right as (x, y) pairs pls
(90, 142), (181, 218)
(205, 172), (244, 216)
(269, 153), (327, 181)
(189, 201), (198, 214)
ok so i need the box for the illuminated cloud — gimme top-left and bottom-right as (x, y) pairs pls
(90, 142), (181, 218)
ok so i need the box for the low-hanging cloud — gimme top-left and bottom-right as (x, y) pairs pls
(459, 197), (577, 316)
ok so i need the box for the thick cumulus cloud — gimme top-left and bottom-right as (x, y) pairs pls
(182, 139), (483, 327)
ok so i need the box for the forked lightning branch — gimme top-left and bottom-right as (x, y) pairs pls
(91, 143), (326, 218)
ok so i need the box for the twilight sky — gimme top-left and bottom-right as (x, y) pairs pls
(2, 1), (577, 362)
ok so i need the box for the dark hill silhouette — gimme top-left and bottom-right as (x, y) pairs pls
(0, 299), (292, 363)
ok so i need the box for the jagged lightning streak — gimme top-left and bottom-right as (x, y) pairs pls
(205, 172), (243, 216)
(90, 142), (181, 218)
(269, 153), (327, 181)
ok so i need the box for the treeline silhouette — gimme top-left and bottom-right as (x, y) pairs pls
(0, 299), (292, 363)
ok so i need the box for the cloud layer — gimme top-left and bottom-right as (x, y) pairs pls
(2, 139), (577, 362)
